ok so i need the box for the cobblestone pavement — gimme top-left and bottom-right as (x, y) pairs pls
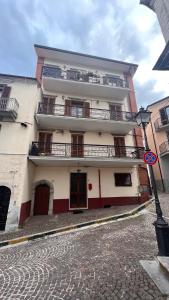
(0, 204), (138, 241)
(0, 211), (167, 299)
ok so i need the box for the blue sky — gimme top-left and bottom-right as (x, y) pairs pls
(0, 0), (168, 106)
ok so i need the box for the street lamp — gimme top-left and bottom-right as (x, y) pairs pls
(136, 107), (169, 256)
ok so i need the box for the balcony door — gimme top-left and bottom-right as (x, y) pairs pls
(42, 96), (55, 115)
(110, 105), (122, 121)
(39, 132), (52, 154)
(71, 134), (84, 157)
(70, 173), (87, 209)
(0, 86), (11, 111)
(114, 137), (126, 157)
(65, 100), (90, 118)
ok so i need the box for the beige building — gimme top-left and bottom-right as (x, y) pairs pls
(0, 45), (150, 231)
(147, 97), (169, 192)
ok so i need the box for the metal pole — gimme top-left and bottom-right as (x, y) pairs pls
(142, 124), (167, 226)
(142, 123), (169, 256)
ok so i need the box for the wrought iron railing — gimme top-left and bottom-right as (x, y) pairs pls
(42, 65), (129, 88)
(0, 98), (19, 111)
(159, 141), (169, 155)
(30, 142), (144, 159)
(154, 117), (169, 131)
(37, 102), (136, 122)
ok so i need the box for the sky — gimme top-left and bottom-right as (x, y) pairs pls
(0, 0), (168, 107)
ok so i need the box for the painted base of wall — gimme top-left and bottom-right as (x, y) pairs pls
(19, 200), (31, 226)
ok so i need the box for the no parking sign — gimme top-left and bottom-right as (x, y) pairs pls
(143, 151), (158, 165)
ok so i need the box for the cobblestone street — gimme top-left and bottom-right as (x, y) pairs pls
(0, 207), (168, 300)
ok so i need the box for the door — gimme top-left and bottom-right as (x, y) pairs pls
(39, 132), (52, 154)
(70, 173), (87, 208)
(71, 134), (84, 157)
(110, 105), (122, 121)
(114, 137), (126, 157)
(34, 184), (50, 215)
(0, 186), (11, 231)
(43, 96), (55, 114)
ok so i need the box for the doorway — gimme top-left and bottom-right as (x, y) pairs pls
(71, 134), (84, 157)
(0, 186), (11, 231)
(70, 173), (87, 209)
(34, 184), (50, 215)
(114, 137), (126, 157)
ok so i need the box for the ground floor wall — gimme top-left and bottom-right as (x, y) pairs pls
(160, 156), (169, 193)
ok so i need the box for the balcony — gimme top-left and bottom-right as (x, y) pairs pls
(159, 141), (169, 157)
(0, 98), (19, 121)
(36, 102), (136, 134)
(42, 65), (130, 99)
(29, 142), (144, 167)
(154, 118), (169, 132)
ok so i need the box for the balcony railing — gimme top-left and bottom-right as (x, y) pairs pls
(30, 142), (144, 159)
(154, 117), (169, 131)
(42, 65), (129, 88)
(0, 98), (19, 120)
(159, 141), (169, 155)
(37, 102), (136, 122)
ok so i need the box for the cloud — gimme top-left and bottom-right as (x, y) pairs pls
(0, 0), (168, 106)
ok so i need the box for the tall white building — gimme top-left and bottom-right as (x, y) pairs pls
(0, 45), (150, 231)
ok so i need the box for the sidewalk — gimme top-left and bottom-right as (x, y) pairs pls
(0, 204), (139, 242)
(147, 193), (169, 219)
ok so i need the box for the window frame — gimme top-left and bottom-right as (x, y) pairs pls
(114, 173), (132, 187)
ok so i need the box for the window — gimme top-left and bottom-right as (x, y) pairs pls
(160, 106), (169, 125)
(114, 173), (132, 186)
(0, 85), (5, 97)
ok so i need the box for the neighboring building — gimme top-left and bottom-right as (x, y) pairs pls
(147, 96), (169, 192)
(0, 74), (38, 230)
(0, 45), (150, 231)
(140, 0), (169, 70)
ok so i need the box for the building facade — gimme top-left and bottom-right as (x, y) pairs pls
(147, 97), (169, 192)
(0, 45), (150, 231)
(140, 0), (169, 70)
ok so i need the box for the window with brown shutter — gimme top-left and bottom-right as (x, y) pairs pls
(114, 137), (126, 157)
(71, 134), (84, 157)
(65, 99), (71, 116)
(38, 132), (52, 154)
(42, 96), (55, 114)
(1, 86), (11, 98)
(110, 104), (122, 121)
(84, 102), (90, 118)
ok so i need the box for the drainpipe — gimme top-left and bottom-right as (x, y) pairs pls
(150, 120), (165, 192)
(98, 169), (102, 207)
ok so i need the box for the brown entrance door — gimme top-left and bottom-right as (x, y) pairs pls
(114, 137), (126, 157)
(70, 173), (87, 208)
(71, 134), (84, 157)
(34, 184), (50, 215)
(39, 132), (52, 154)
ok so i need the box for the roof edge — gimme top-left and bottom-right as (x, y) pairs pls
(0, 73), (36, 81)
(34, 44), (138, 69)
(147, 95), (169, 109)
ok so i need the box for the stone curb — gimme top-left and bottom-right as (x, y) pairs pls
(0, 198), (154, 249)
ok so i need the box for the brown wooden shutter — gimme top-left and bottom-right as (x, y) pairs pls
(65, 100), (71, 116)
(1, 86), (11, 98)
(114, 137), (126, 157)
(160, 108), (167, 125)
(84, 102), (90, 118)
(38, 132), (52, 154)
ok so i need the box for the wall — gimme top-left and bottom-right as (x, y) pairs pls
(0, 76), (39, 229)
(154, 0), (169, 43)
(146, 97), (169, 191)
(32, 166), (140, 214)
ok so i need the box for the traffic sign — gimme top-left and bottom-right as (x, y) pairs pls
(144, 151), (158, 165)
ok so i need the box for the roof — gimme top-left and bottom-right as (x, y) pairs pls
(0, 73), (36, 81)
(34, 44), (138, 76)
(147, 96), (169, 109)
(153, 41), (169, 70)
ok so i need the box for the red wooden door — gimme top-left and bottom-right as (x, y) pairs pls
(71, 134), (84, 157)
(70, 173), (87, 208)
(39, 132), (52, 154)
(114, 137), (126, 157)
(110, 105), (122, 121)
(43, 96), (55, 114)
(34, 184), (50, 215)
